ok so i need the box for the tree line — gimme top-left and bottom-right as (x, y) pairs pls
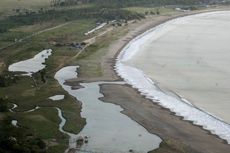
(87, 0), (225, 7)
(0, 117), (46, 153)
(0, 7), (144, 33)
(50, 0), (226, 7)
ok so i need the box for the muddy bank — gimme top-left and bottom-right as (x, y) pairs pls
(100, 84), (230, 153)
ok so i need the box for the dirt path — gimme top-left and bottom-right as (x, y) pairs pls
(72, 27), (114, 60)
(0, 22), (71, 51)
(68, 15), (182, 83)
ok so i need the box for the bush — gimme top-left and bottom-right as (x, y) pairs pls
(0, 98), (8, 112)
(0, 117), (47, 153)
(0, 7), (144, 34)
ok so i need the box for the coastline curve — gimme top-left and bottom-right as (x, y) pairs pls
(115, 11), (230, 144)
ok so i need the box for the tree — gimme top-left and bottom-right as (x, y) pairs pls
(0, 117), (47, 153)
(156, 9), (160, 15)
(40, 69), (47, 83)
(0, 76), (6, 87)
(145, 11), (149, 15)
(0, 98), (8, 112)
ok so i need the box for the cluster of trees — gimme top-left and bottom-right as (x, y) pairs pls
(0, 7), (144, 33)
(0, 118), (46, 153)
(0, 0), (227, 33)
(51, 0), (90, 6)
(88, 0), (226, 7)
(144, 9), (160, 15)
(0, 73), (17, 87)
(0, 98), (8, 112)
(49, 0), (229, 7)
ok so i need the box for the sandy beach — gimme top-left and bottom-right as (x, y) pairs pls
(124, 11), (230, 123)
(100, 84), (230, 153)
(66, 8), (230, 153)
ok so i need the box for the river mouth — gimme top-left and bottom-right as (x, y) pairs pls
(116, 11), (230, 144)
(55, 66), (162, 153)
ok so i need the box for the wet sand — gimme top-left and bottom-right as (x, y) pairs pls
(100, 84), (230, 153)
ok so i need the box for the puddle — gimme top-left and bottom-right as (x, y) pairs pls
(49, 95), (65, 101)
(8, 49), (52, 76)
(11, 120), (18, 127)
(85, 23), (107, 35)
(24, 106), (40, 113)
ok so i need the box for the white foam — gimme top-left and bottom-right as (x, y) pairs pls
(49, 95), (65, 101)
(115, 11), (230, 144)
(8, 49), (52, 76)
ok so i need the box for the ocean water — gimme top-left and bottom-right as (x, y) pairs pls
(116, 11), (230, 143)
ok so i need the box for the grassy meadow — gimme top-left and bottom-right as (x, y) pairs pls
(0, 3), (97, 150)
(0, 0), (51, 16)
(0, 2), (134, 151)
(0, 0), (198, 152)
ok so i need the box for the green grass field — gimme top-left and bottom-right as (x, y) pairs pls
(0, 0), (51, 16)
(124, 6), (177, 15)
(0, 2), (182, 153)
(0, 17), (95, 152)
(17, 107), (69, 152)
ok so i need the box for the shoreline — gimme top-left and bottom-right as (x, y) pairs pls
(99, 84), (230, 153)
(67, 7), (230, 84)
(115, 10), (230, 144)
(66, 7), (230, 153)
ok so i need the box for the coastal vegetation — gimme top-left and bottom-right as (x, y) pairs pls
(0, 0), (229, 153)
(0, 7), (143, 33)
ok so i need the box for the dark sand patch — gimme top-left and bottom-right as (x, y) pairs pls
(100, 84), (230, 153)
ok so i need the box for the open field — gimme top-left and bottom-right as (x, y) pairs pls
(0, 17), (96, 152)
(0, 12), (153, 151)
(0, 0), (51, 16)
(124, 6), (177, 15)
(74, 26), (129, 78)
(1, 1), (230, 153)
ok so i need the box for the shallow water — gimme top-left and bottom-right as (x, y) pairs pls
(49, 95), (65, 101)
(85, 23), (107, 35)
(11, 120), (18, 127)
(9, 103), (18, 112)
(24, 106), (40, 113)
(55, 66), (161, 153)
(116, 11), (230, 143)
(55, 107), (78, 150)
(8, 49), (52, 76)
